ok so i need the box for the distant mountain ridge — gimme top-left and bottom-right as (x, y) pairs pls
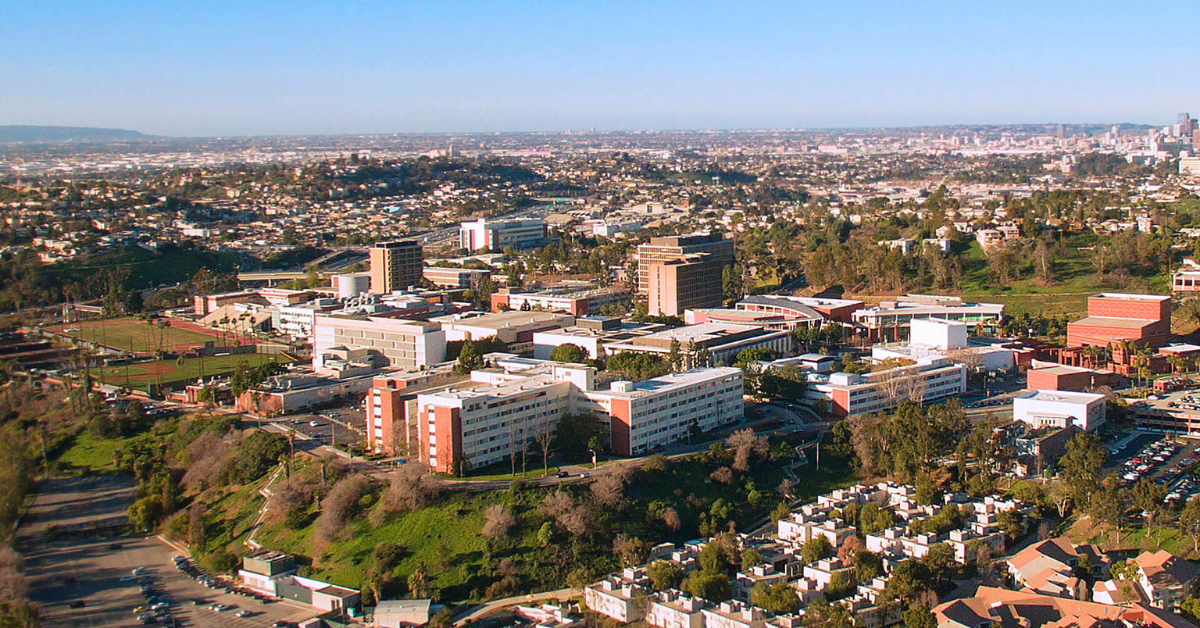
(0, 125), (147, 143)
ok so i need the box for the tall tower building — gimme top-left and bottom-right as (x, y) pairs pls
(369, 240), (424, 294)
(637, 233), (735, 316)
(636, 233), (735, 294)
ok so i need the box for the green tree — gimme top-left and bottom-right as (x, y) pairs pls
(903, 605), (937, 628)
(681, 571), (731, 603)
(553, 413), (607, 461)
(647, 560), (685, 591)
(549, 343), (589, 364)
(751, 580), (801, 614)
(1059, 432), (1108, 512)
(801, 535), (833, 564)
(454, 339), (483, 375)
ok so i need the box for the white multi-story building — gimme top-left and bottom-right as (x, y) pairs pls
(275, 298), (341, 342)
(645, 590), (706, 628)
(312, 314), (446, 371)
(812, 357), (967, 416)
(414, 357), (742, 473)
(1013, 390), (1107, 432)
(584, 571), (650, 624)
(460, 217), (547, 252)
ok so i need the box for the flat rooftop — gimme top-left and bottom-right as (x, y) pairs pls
(437, 310), (573, 329)
(1030, 365), (1092, 376)
(1094, 293), (1170, 302)
(1019, 390), (1105, 404)
(1069, 316), (1157, 329)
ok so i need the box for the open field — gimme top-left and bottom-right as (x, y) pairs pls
(96, 353), (292, 392)
(50, 317), (228, 354)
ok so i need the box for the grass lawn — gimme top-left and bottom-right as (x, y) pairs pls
(52, 317), (222, 353)
(97, 353), (292, 392)
(447, 465), (562, 482)
(1066, 515), (1198, 559)
(55, 430), (135, 473)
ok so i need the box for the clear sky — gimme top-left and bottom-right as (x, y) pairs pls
(2, 1), (1197, 136)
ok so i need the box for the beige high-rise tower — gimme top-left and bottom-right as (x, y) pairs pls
(369, 240), (423, 294)
(638, 233), (734, 316)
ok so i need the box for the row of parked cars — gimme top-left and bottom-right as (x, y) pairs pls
(173, 554), (275, 617)
(1120, 439), (1180, 483)
(1167, 476), (1200, 505)
(130, 566), (173, 626)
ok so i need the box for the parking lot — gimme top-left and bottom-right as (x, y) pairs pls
(25, 535), (318, 628)
(1104, 432), (1200, 503)
(275, 409), (363, 447)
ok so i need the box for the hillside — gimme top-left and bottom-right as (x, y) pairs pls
(0, 125), (147, 143)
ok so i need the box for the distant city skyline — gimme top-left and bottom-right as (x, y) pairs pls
(2, 1), (1198, 137)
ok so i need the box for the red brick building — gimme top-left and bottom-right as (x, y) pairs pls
(1027, 365), (1094, 392)
(1066, 293), (1171, 349)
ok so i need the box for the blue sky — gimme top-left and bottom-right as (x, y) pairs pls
(1, 1), (1197, 136)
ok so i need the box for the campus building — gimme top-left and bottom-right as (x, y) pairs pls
(635, 233), (735, 294)
(370, 240), (424, 294)
(603, 322), (792, 367)
(850, 295), (1004, 342)
(412, 356), (742, 472)
(736, 295), (863, 323)
(312, 314), (446, 371)
(1013, 390), (1107, 432)
(459, 217), (547, 251)
(435, 310), (575, 356)
(1066, 293), (1171, 349)
(812, 357), (967, 416)
(421, 266), (491, 289)
(491, 284), (628, 317)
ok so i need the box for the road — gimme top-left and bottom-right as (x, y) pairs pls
(18, 473), (316, 628)
(452, 588), (578, 627)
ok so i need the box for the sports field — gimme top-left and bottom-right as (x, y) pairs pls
(50, 317), (246, 354)
(96, 353), (292, 391)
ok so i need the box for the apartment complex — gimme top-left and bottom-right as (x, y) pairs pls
(412, 357), (742, 472)
(364, 369), (465, 456)
(312, 314), (446, 371)
(369, 240), (424, 294)
(459, 217), (547, 251)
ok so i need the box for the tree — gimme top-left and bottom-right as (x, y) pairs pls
(1181, 496), (1200, 554)
(553, 413), (607, 461)
(667, 338), (684, 372)
(681, 571), (731, 603)
(407, 563), (431, 599)
(751, 580), (801, 614)
(454, 339), (483, 375)
(481, 504), (515, 543)
(1059, 432), (1108, 512)
(801, 535), (833, 564)
(903, 605), (937, 628)
(802, 598), (853, 628)
(740, 549), (763, 571)
(549, 343), (589, 363)
(648, 560), (684, 591)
